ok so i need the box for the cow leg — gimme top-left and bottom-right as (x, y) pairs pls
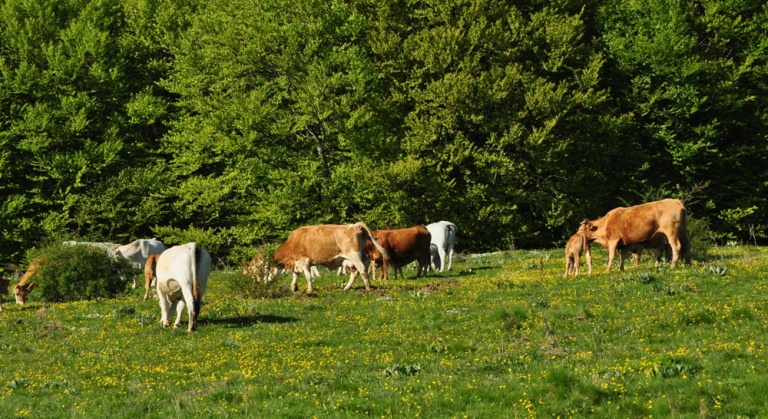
(633, 247), (643, 267)
(174, 298), (186, 329)
(436, 247), (447, 272)
(618, 248), (630, 271)
(564, 254), (572, 277)
(144, 274), (153, 301)
(344, 259), (370, 291)
(606, 243), (618, 272)
(157, 289), (172, 327)
(446, 246), (454, 271)
(179, 286), (198, 332)
(302, 266), (314, 294)
(418, 254), (430, 278)
(290, 271), (299, 292)
(573, 254), (579, 276)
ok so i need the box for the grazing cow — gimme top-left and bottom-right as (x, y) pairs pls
(13, 259), (41, 305)
(155, 243), (211, 332)
(582, 199), (690, 272)
(114, 238), (166, 289)
(426, 221), (458, 272)
(274, 222), (388, 293)
(564, 222), (592, 277)
(143, 254), (161, 301)
(364, 226), (432, 281)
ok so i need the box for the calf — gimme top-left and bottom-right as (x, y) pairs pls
(143, 254), (161, 301)
(564, 222), (592, 277)
(155, 243), (211, 332)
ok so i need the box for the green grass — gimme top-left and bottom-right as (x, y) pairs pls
(1, 246), (768, 417)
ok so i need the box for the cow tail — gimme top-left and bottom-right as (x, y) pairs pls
(192, 244), (201, 316)
(358, 222), (389, 260)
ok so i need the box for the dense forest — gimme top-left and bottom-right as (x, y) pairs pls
(1, 0), (766, 264)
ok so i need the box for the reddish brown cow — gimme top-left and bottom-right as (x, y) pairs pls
(143, 254), (161, 301)
(582, 199), (690, 272)
(274, 222), (388, 293)
(362, 226), (432, 281)
(13, 259), (41, 304)
(564, 221), (592, 277)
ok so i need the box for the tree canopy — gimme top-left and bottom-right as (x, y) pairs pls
(1, 0), (766, 263)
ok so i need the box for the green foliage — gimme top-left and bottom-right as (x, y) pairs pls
(25, 243), (136, 303)
(0, 0), (767, 264)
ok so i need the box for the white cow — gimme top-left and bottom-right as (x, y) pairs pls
(114, 238), (166, 288)
(155, 242), (211, 332)
(426, 221), (458, 272)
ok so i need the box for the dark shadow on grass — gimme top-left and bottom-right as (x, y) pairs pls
(201, 313), (298, 328)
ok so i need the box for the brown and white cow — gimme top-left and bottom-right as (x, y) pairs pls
(564, 221), (592, 277)
(582, 199), (690, 272)
(363, 226), (432, 281)
(143, 254), (161, 301)
(274, 222), (388, 293)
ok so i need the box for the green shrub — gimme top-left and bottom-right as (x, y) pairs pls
(225, 248), (289, 299)
(26, 244), (137, 303)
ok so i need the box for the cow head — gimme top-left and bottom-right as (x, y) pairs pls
(13, 283), (36, 304)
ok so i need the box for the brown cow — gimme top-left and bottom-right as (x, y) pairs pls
(564, 221), (592, 277)
(274, 222), (388, 293)
(582, 199), (690, 272)
(363, 226), (432, 281)
(13, 259), (41, 304)
(143, 254), (161, 301)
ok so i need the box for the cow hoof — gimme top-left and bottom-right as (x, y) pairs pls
(173, 323), (180, 329)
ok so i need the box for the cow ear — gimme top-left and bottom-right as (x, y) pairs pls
(26, 283), (37, 292)
(587, 222), (597, 232)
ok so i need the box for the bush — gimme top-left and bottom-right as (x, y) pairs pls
(226, 248), (289, 299)
(686, 215), (714, 261)
(25, 244), (137, 303)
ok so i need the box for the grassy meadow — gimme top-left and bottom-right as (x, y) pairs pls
(1, 245), (768, 418)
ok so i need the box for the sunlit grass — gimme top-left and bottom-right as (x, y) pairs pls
(1, 246), (767, 417)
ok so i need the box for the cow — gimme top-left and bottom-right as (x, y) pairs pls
(426, 221), (458, 272)
(362, 226), (432, 281)
(13, 258), (41, 305)
(564, 222), (592, 277)
(114, 238), (166, 289)
(143, 254), (161, 301)
(582, 199), (691, 272)
(155, 242), (211, 332)
(273, 222), (388, 293)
